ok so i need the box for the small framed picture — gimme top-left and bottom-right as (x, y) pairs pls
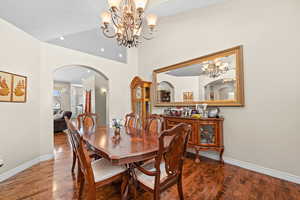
(12, 74), (27, 103)
(183, 92), (193, 102)
(0, 71), (13, 102)
(0, 71), (27, 103)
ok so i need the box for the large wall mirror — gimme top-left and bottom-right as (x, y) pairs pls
(153, 46), (244, 107)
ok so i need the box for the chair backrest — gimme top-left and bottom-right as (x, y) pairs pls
(124, 113), (138, 128)
(77, 113), (97, 130)
(155, 123), (191, 182)
(145, 114), (164, 134)
(65, 117), (95, 185)
(64, 116), (76, 152)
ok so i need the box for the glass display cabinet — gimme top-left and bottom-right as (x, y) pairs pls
(164, 116), (224, 163)
(130, 76), (152, 129)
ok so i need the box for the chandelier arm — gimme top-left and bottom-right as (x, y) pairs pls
(111, 14), (121, 29)
(135, 19), (143, 30)
(102, 27), (117, 38)
(142, 35), (154, 40)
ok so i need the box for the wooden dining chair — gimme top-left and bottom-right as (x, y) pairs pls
(124, 113), (139, 128)
(77, 112), (97, 130)
(65, 117), (101, 174)
(65, 117), (78, 174)
(133, 123), (192, 200)
(145, 114), (164, 134)
(66, 118), (127, 200)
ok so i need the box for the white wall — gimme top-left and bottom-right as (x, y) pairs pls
(0, 18), (41, 175)
(0, 17), (138, 177)
(39, 42), (138, 156)
(157, 73), (199, 101)
(70, 85), (84, 117)
(94, 75), (108, 125)
(138, 0), (300, 177)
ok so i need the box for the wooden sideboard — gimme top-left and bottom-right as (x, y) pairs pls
(163, 115), (224, 163)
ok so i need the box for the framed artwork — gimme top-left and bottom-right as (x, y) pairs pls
(183, 92), (194, 102)
(12, 74), (27, 102)
(0, 71), (13, 102)
(0, 71), (27, 103)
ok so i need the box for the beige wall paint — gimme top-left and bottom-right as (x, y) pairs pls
(0, 17), (138, 176)
(138, 0), (300, 176)
(1, 0), (300, 182)
(94, 74), (109, 125)
(0, 18), (41, 174)
(39, 42), (138, 156)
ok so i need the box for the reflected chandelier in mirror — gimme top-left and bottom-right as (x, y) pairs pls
(152, 46), (244, 107)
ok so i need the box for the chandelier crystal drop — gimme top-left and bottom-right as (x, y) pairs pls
(101, 0), (158, 48)
(202, 59), (230, 78)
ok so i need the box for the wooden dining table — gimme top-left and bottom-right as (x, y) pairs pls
(79, 125), (160, 165)
(78, 125), (160, 199)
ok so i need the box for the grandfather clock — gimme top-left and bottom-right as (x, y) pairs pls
(130, 76), (151, 128)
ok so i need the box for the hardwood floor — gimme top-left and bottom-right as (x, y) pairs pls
(0, 132), (299, 200)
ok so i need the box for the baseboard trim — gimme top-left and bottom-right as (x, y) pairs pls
(0, 154), (54, 182)
(1, 151), (299, 185)
(188, 150), (300, 184)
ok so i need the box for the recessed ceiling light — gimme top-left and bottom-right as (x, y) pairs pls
(87, 70), (91, 73)
(119, 53), (123, 58)
(100, 48), (105, 52)
(59, 36), (65, 40)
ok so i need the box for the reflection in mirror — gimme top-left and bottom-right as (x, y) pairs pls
(153, 46), (244, 106)
(157, 54), (236, 102)
(157, 81), (174, 102)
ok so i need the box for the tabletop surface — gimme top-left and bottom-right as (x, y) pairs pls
(79, 126), (160, 165)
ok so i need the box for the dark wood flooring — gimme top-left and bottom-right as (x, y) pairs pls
(0, 132), (299, 200)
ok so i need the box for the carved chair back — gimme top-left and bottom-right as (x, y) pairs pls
(65, 117), (95, 186)
(145, 114), (164, 134)
(77, 112), (97, 130)
(65, 117), (76, 151)
(124, 113), (139, 128)
(155, 123), (191, 186)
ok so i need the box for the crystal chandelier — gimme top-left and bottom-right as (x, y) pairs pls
(202, 59), (230, 78)
(101, 0), (158, 48)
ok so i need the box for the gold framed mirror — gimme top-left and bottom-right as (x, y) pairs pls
(152, 46), (244, 107)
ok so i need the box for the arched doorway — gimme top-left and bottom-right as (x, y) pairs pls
(53, 65), (109, 132)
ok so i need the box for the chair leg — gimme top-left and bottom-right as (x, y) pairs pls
(87, 185), (96, 200)
(78, 173), (85, 199)
(153, 189), (160, 200)
(77, 161), (82, 184)
(121, 174), (129, 200)
(72, 151), (76, 173)
(177, 176), (184, 200)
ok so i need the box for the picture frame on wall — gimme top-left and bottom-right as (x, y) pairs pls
(0, 71), (13, 102)
(12, 74), (27, 102)
(0, 71), (27, 103)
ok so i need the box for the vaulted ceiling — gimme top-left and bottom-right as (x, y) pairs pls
(0, 0), (224, 62)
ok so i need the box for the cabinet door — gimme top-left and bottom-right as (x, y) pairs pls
(198, 122), (219, 146)
(165, 119), (195, 145)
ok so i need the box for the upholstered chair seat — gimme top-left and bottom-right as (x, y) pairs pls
(92, 159), (126, 182)
(135, 161), (168, 189)
(133, 123), (191, 200)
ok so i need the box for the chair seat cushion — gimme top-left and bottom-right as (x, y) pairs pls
(135, 161), (168, 189)
(91, 159), (126, 182)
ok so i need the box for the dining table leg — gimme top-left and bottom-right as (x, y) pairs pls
(121, 164), (138, 200)
(121, 171), (129, 200)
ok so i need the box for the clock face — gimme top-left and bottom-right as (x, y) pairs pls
(136, 87), (142, 99)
